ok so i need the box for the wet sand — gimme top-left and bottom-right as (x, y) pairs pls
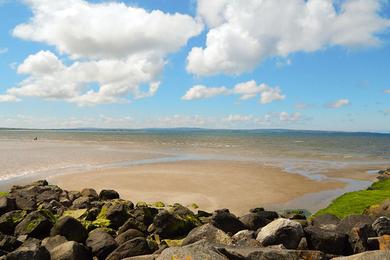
(51, 160), (345, 215)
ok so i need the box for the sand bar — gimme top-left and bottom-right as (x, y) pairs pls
(51, 160), (345, 215)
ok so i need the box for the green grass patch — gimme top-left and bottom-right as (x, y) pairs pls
(0, 192), (9, 197)
(314, 179), (390, 219)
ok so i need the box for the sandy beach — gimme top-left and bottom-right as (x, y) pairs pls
(51, 160), (346, 215)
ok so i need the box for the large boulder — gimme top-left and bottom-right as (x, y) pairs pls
(256, 218), (304, 249)
(71, 196), (95, 209)
(349, 223), (372, 254)
(239, 213), (270, 231)
(0, 210), (27, 235)
(14, 210), (55, 239)
(364, 199), (390, 217)
(0, 196), (16, 215)
(182, 223), (233, 246)
(86, 229), (118, 260)
(100, 201), (130, 229)
(6, 238), (50, 260)
(0, 233), (21, 253)
(304, 225), (350, 255)
(50, 216), (88, 243)
(115, 229), (145, 245)
(156, 240), (228, 260)
(336, 215), (375, 235)
(210, 209), (247, 235)
(106, 237), (152, 260)
(80, 188), (98, 199)
(311, 214), (340, 230)
(99, 190), (120, 201)
(332, 250), (390, 259)
(50, 241), (92, 260)
(41, 235), (68, 252)
(372, 216), (390, 236)
(153, 204), (201, 238)
(118, 215), (148, 234)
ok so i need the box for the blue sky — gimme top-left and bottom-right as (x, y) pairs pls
(0, 0), (389, 131)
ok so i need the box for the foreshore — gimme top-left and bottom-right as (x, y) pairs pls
(49, 159), (383, 215)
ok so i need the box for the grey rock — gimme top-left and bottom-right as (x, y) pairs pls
(239, 213), (270, 231)
(6, 239), (50, 260)
(42, 235), (68, 252)
(115, 229), (145, 245)
(182, 223), (233, 246)
(86, 229), (117, 260)
(211, 209), (247, 235)
(305, 225), (349, 255)
(332, 250), (390, 260)
(50, 216), (88, 243)
(99, 190), (120, 201)
(106, 237), (152, 260)
(80, 188), (98, 199)
(372, 216), (390, 236)
(336, 215), (375, 234)
(14, 211), (53, 239)
(256, 218), (304, 249)
(50, 241), (92, 260)
(0, 210), (27, 235)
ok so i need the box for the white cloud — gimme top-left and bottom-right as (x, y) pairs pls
(6, 0), (203, 105)
(188, 0), (390, 76)
(384, 89), (390, 94)
(0, 47), (8, 54)
(327, 99), (350, 108)
(279, 112), (302, 122)
(223, 114), (254, 123)
(295, 103), (311, 110)
(183, 80), (285, 104)
(0, 95), (21, 102)
(182, 85), (228, 100)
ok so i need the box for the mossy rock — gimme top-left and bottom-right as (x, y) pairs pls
(63, 209), (89, 219)
(152, 201), (165, 208)
(189, 203), (199, 209)
(163, 238), (185, 247)
(14, 210), (54, 239)
(136, 201), (148, 208)
(0, 210), (27, 235)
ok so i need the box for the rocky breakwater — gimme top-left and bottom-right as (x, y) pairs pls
(0, 180), (389, 259)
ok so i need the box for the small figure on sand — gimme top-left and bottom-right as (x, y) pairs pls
(33, 137), (38, 141)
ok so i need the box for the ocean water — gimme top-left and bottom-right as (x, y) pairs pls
(0, 129), (389, 184)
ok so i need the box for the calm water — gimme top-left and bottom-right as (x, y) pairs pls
(0, 129), (389, 184)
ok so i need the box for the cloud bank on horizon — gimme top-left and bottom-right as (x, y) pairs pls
(0, 0), (389, 130)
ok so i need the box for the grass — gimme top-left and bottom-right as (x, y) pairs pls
(314, 179), (390, 219)
(0, 192), (9, 197)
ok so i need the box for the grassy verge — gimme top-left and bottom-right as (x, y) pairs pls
(314, 179), (390, 219)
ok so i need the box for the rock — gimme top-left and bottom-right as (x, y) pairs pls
(106, 237), (152, 260)
(349, 223), (371, 254)
(6, 238), (50, 260)
(14, 195), (36, 212)
(182, 223), (233, 246)
(99, 190), (120, 201)
(0, 197), (15, 215)
(115, 229), (145, 245)
(364, 199), (390, 217)
(41, 235), (68, 252)
(211, 209), (247, 235)
(81, 188), (98, 199)
(39, 200), (65, 216)
(156, 240), (228, 260)
(131, 207), (157, 227)
(280, 209), (308, 220)
(50, 216), (88, 243)
(0, 234), (21, 252)
(67, 191), (81, 202)
(197, 210), (212, 218)
(219, 246), (328, 260)
(332, 250), (390, 259)
(304, 225), (349, 255)
(256, 218), (304, 249)
(123, 255), (158, 260)
(253, 210), (279, 221)
(36, 188), (61, 204)
(297, 237), (308, 250)
(336, 215), (375, 234)
(378, 234), (390, 250)
(101, 201), (130, 229)
(0, 210), (27, 235)
(118, 215), (148, 234)
(71, 196), (94, 209)
(239, 213), (270, 231)
(14, 210), (54, 239)
(50, 241), (92, 260)
(153, 205), (201, 238)
(311, 214), (340, 230)
(372, 216), (390, 236)
(232, 230), (255, 241)
(86, 229), (118, 260)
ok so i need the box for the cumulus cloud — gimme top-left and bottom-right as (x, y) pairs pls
(0, 94), (21, 102)
(182, 80), (286, 104)
(327, 99), (350, 108)
(5, 0), (203, 105)
(182, 85), (228, 100)
(188, 0), (390, 75)
(385, 89), (390, 94)
(279, 112), (302, 122)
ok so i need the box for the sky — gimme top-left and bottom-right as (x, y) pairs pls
(0, 0), (389, 132)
